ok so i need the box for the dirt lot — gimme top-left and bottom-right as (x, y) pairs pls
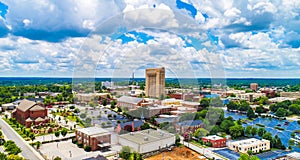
(145, 147), (207, 160)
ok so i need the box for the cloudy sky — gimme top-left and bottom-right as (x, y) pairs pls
(0, 0), (299, 78)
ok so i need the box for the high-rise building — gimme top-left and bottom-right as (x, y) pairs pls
(250, 83), (258, 91)
(145, 67), (165, 98)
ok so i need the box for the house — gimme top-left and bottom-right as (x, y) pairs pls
(202, 135), (226, 148)
(12, 99), (49, 127)
(117, 96), (145, 110)
(228, 138), (270, 154)
(115, 119), (144, 134)
(118, 129), (175, 154)
(176, 120), (203, 133)
(76, 127), (111, 151)
(1, 103), (16, 110)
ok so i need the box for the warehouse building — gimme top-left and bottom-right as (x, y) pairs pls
(118, 129), (175, 154)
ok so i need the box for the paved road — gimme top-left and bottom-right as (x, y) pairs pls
(0, 118), (44, 160)
(181, 138), (227, 160)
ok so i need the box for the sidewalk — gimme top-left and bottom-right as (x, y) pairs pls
(34, 133), (75, 143)
(183, 141), (228, 160)
(0, 118), (45, 160)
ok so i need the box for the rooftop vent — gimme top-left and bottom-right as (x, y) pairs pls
(144, 137), (148, 141)
(130, 132), (134, 136)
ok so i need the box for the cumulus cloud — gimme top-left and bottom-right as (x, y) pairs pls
(0, 0), (299, 78)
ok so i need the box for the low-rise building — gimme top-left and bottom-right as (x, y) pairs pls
(1, 103), (16, 110)
(117, 96), (145, 110)
(228, 138), (270, 154)
(115, 119), (144, 134)
(274, 152), (300, 160)
(176, 120), (203, 133)
(118, 129), (175, 154)
(237, 93), (266, 102)
(202, 135), (226, 148)
(76, 127), (111, 151)
(280, 92), (300, 99)
(12, 99), (49, 127)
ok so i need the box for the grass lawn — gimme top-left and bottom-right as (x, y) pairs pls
(190, 140), (208, 148)
(66, 115), (85, 128)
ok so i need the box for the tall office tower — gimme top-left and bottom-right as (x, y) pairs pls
(145, 67), (165, 98)
(250, 83), (258, 91)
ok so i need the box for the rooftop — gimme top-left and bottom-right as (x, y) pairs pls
(17, 99), (37, 112)
(117, 96), (143, 104)
(119, 129), (174, 145)
(203, 135), (225, 140)
(77, 127), (110, 136)
(230, 138), (269, 146)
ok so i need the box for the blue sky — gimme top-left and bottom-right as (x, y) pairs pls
(0, 0), (299, 78)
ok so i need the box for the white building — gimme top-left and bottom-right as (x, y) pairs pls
(101, 81), (114, 89)
(228, 138), (270, 154)
(118, 129), (175, 154)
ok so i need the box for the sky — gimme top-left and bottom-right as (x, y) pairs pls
(0, 0), (299, 78)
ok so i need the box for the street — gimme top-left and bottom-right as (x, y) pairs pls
(0, 118), (44, 160)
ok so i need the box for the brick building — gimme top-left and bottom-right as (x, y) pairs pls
(76, 127), (111, 151)
(117, 96), (145, 110)
(202, 135), (226, 148)
(12, 99), (49, 127)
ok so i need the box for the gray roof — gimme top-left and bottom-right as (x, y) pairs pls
(119, 129), (175, 145)
(77, 127), (110, 136)
(117, 96), (143, 104)
(29, 105), (45, 111)
(17, 99), (37, 112)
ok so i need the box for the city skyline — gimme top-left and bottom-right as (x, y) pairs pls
(0, 0), (299, 78)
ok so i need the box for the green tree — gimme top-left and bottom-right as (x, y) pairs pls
(275, 108), (289, 117)
(258, 128), (266, 137)
(29, 133), (35, 142)
(54, 131), (60, 138)
(229, 125), (244, 139)
(238, 153), (259, 160)
(289, 104), (300, 115)
(247, 108), (256, 119)
(61, 128), (68, 137)
(200, 98), (210, 109)
(273, 135), (285, 149)
(262, 132), (273, 141)
(251, 127), (258, 136)
(245, 126), (253, 136)
(194, 128), (209, 138)
(220, 119), (235, 134)
(227, 101), (239, 110)
(53, 156), (62, 160)
(0, 152), (7, 159)
(7, 155), (24, 160)
(255, 106), (265, 114)
(120, 146), (132, 160)
(102, 99), (107, 106)
(140, 123), (150, 130)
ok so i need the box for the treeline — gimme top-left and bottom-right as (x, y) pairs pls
(270, 100), (300, 117)
(0, 84), (72, 105)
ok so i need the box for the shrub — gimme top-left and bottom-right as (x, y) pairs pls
(77, 143), (83, 148)
(84, 146), (91, 152)
(72, 138), (77, 144)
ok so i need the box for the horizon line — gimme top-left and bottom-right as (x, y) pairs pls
(0, 76), (299, 79)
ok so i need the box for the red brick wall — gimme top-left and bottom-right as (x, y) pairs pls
(202, 138), (226, 148)
(29, 110), (47, 119)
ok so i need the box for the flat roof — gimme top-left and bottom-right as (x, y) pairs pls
(77, 127), (110, 136)
(230, 138), (269, 146)
(286, 152), (300, 159)
(119, 129), (175, 145)
(203, 135), (225, 140)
